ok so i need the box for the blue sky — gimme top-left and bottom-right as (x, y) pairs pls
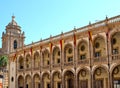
(0, 0), (120, 47)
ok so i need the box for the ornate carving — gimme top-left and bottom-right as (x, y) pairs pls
(96, 68), (101, 76)
(114, 67), (119, 74)
(81, 70), (86, 77)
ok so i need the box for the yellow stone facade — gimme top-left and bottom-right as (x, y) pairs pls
(8, 15), (120, 88)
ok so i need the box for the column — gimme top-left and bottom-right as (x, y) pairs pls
(50, 73), (53, 88)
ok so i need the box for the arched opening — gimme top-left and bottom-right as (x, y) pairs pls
(111, 32), (120, 60)
(34, 52), (40, 68)
(43, 50), (50, 66)
(64, 71), (74, 88)
(93, 36), (106, 58)
(18, 75), (24, 88)
(93, 67), (108, 88)
(77, 68), (90, 88)
(78, 40), (88, 60)
(33, 74), (40, 88)
(42, 73), (50, 88)
(18, 56), (24, 69)
(53, 47), (60, 65)
(64, 44), (73, 63)
(13, 40), (17, 49)
(25, 75), (32, 88)
(26, 54), (31, 69)
(53, 71), (61, 88)
(112, 65), (120, 88)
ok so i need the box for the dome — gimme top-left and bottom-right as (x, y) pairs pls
(6, 16), (21, 31)
(8, 16), (18, 26)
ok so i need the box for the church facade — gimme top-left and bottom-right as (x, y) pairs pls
(1, 15), (120, 88)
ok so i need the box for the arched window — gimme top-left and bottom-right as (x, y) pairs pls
(14, 40), (17, 49)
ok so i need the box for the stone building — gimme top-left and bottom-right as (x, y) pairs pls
(2, 15), (120, 88)
(0, 16), (25, 88)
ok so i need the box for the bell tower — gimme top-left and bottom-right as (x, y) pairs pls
(2, 16), (25, 54)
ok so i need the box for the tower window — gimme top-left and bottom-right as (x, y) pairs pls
(14, 40), (17, 49)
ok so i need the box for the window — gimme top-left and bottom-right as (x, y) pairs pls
(80, 55), (86, 60)
(68, 48), (72, 54)
(57, 83), (61, 88)
(68, 57), (73, 62)
(58, 51), (60, 56)
(47, 83), (50, 88)
(112, 38), (116, 45)
(11, 77), (14, 82)
(95, 42), (100, 48)
(95, 52), (101, 57)
(14, 40), (17, 49)
(113, 48), (118, 54)
(47, 61), (49, 65)
(114, 80), (120, 88)
(57, 59), (60, 63)
(81, 45), (85, 51)
(20, 66), (23, 69)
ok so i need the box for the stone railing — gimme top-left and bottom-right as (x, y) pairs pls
(64, 61), (73, 66)
(25, 68), (31, 71)
(53, 63), (61, 68)
(93, 56), (107, 64)
(33, 67), (40, 70)
(42, 65), (50, 69)
(111, 54), (120, 61)
(18, 69), (24, 72)
(78, 59), (89, 65)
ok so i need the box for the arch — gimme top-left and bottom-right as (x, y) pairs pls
(93, 35), (106, 58)
(18, 55), (24, 69)
(77, 39), (88, 47)
(25, 75), (32, 88)
(52, 71), (61, 88)
(53, 46), (61, 64)
(111, 32), (120, 56)
(77, 39), (89, 60)
(41, 71), (50, 78)
(64, 43), (73, 63)
(33, 73), (40, 88)
(110, 30), (119, 40)
(64, 70), (75, 88)
(63, 69), (75, 76)
(111, 64), (120, 88)
(42, 49), (50, 66)
(77, 67), (90, 88)
(13, 40), (17, 49)
(92, 65), (108, 74)
(93, 34), (105, 44)
(34, 51), (40, 68)
(42, 72), (50, 88)
(77, 66), (90, 75)
(25, 54), (31, 69)
(18, 75), (24, 88)
(93, 66), (108, 88)
(111, 63), (120, 73)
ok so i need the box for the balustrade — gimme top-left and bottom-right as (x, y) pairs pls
(78, 59), (89, 65)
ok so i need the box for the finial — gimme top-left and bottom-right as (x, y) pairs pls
(50, 35), (52, 38)
(106, 15), (108, 21)
(40, 38), (42, 41)
(61, 31), (63, 34)
(74, 26), (76, 30)
(12, 15), (15, 21)
(89, 21), (91, 25)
